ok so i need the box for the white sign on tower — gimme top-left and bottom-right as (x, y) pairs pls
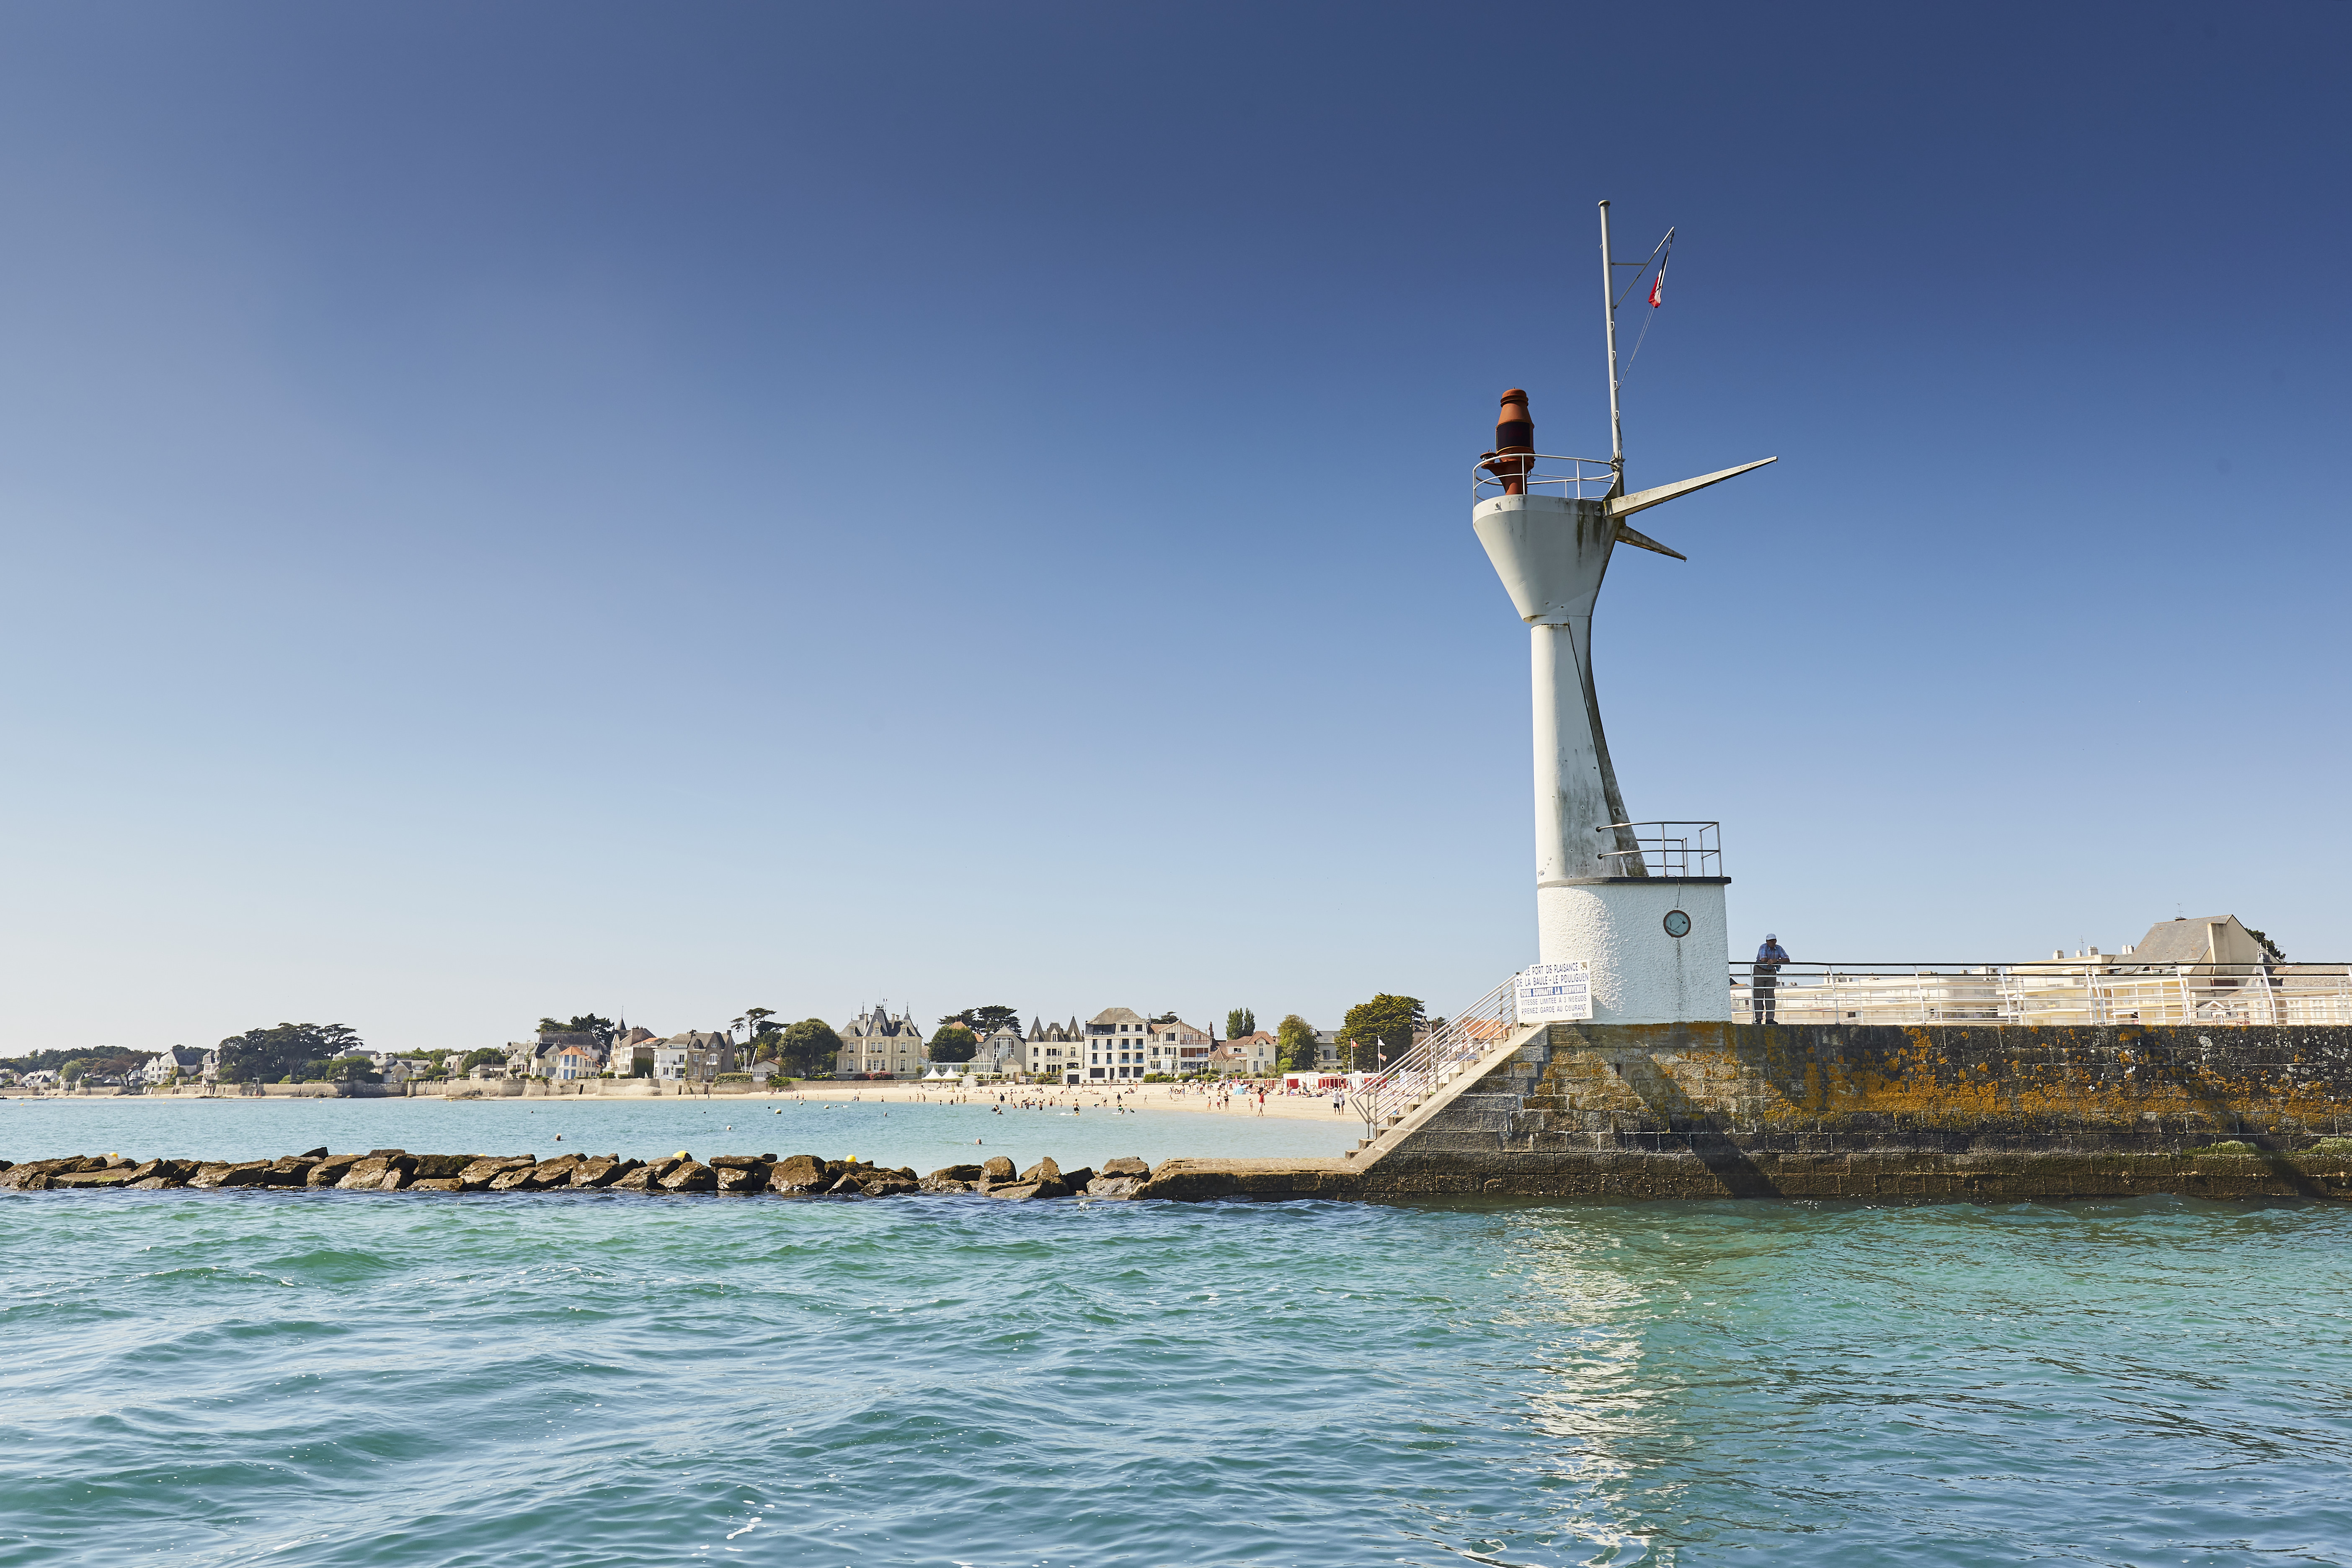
(1515, 961), (1593, 1023)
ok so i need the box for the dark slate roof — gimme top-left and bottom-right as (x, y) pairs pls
(2131, 917), (2230, 965)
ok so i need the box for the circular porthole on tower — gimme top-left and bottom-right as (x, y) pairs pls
(1663, 909), (1692, 939)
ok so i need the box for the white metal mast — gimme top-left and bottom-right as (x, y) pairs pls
(1599, 198), (1624, 497)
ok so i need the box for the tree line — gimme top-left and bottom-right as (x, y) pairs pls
(6, 990), (1438, 1086)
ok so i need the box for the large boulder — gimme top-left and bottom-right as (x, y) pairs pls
(525, 1154), (585, 1188)
(715, 1165), (764, 1194)
(567, 1156), (637, 1188)
(607, 1165), (658, 1191)
(336, 1155), (416, 1191)
(1059, 1166), (1095, 1190)
(263, 1157), (319, 1186)
(1099, 1156), (1150, 1177)
(1019, 1156), (1063, 1184)
(0, 1157), (98, 1190)
(306, 1155), (366, 1187)
(406, 1178), (464, 1191)
(456, 1156), (535, 1191)
(659, 1161), (718, 1193)
(709, 1154), (776, 1170)
(1084, 1175), (1145, 1199)
(768, 1154), (828, 1192)
(985, 1179), (1069, 1201)
(981, 1155), (1016, 1182)
(920, 1177), (975, 1193)
(927, 1164), (986, 1183)
(128, 1175), (185, 1190)
(49, 1165), (144, 1188)
(488, 1164), (542, 1191)
(192, 1160), (274, 1189)
(410, 1155), (476, 1180)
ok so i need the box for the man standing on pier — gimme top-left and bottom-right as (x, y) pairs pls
(1752, 934), (1791, 1024)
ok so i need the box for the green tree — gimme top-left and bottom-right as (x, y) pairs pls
(536, 1014), (616, 1044)
(215, 1024), (364, 1084)
(299, 1055), (382, 1085)
(459, 1046), (506, 1074)
(929, 1024), (979, 1064)
(743, 1006), (778, 1041)
(939, 1005), (1021, 1036)
(60, 1057), (88, 1083)
(1225, 1007), (1255, 1040)
(2245, 927), (2286, 962)
(1339, 993), (1425, 1070)
(1276, 1014), (1321, 1072)
(778, 1018), (844, 1078)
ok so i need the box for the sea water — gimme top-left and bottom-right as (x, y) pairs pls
(6, 1110), (2352, 1565)
(0, 1093), (1355, 1171)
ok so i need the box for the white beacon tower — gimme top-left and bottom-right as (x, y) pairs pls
(1472, 199), (1774, 1024)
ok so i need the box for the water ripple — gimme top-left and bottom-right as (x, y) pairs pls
(5, 1191), (2352, 1563)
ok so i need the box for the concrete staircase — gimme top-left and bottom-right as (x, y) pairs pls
(1343, 1018), (1552, 1170)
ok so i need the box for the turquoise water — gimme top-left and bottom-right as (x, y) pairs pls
(7, 1113), (2352, 1565)
(0, 1095), (1355, 1171)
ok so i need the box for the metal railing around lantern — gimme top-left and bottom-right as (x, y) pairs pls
(1471, 452), (1621, 503)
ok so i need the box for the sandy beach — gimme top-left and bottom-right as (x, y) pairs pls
(4, 1081), (1367, 1127)
(756, 1080), (1358, 1124)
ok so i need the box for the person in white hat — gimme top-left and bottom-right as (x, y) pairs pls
(1751, 933), (1792, 1024)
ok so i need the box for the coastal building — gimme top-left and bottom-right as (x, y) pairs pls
(1084, 1007), (1151, 1081)
(1024, 1015), (1084, 1081)
(1026, 1030), (1080, 1082)
(1143, 1019), (1214, 1077)
(139, 1047), (207, 1086)
(1211, 1031), (1280, 1077)
(974, 1026), (1025, 1077)
(836, 1005), (927, 1079)
(650, 1031), (734, 1082)
(551, 1043), (605, 1081)
(608, 1027), (657, 1078)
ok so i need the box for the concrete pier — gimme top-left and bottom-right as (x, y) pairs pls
(1137, 1023), (2352, 1203)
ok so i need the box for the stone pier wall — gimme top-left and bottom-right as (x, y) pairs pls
(1355, 1021), (2352, 1201)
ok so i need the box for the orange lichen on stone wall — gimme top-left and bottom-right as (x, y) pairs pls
(1522, 1021), (2352, 1145)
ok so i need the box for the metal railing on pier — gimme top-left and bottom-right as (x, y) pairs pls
(1345, 973), (1524, 1143)
(1732, 960), (2352, 1028)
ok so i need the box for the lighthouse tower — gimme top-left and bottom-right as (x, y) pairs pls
(1473, 201), (1774, 1024)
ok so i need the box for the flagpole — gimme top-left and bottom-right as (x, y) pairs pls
(1599, 199), (1624, 497)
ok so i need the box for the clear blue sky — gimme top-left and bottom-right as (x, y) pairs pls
(2, 3), (2344, 1055)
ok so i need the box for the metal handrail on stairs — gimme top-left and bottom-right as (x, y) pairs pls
(1345, 973), (1523, 1144)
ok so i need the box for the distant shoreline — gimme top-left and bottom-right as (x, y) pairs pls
(3, 1082), (1361, 1124)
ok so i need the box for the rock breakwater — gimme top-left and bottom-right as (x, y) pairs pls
(0, 1150), (1165, 1199)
